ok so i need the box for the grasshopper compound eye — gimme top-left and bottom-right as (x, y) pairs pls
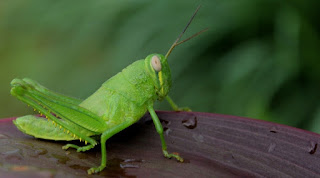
(151, 55), (162, 72)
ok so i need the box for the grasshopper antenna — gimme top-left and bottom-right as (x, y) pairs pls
(165, 5), (208, 59)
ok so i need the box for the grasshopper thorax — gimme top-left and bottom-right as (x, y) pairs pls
(145, 53), (171, 101)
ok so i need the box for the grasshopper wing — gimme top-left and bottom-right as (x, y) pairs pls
(11, 79), (108, 142)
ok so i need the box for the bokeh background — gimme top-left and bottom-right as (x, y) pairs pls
(1, 1), (320, 133)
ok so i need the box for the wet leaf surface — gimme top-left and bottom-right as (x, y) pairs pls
(1, 111), (320, 177)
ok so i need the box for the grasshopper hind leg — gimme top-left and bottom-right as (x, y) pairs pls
(11, 78), (102, 152)
(14, 115), (75, 141)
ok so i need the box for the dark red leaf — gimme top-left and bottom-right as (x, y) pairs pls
(1, 111), (320, 177)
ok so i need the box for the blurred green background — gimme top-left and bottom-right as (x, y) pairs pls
(1, 0), (320, 133)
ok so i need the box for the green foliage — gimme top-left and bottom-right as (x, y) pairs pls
(1, 0), (320, 133)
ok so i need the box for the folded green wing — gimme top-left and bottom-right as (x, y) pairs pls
(11, 78), (108, 144)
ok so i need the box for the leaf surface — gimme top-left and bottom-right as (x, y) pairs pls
(0, 111), (320, 177)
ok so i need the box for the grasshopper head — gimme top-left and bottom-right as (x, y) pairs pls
(145, 53), (171, 101)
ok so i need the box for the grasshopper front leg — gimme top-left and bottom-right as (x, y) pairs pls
(148, 105), (184, 162)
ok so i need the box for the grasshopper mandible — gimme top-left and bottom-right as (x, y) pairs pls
(10, 6), (207, 174)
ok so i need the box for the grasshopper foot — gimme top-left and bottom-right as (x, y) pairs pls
(163, 150), (184, 162)
(87, 165), (106, 174)
(62, 144), (79, 150)
(176, 107), (192, 112)
(76, 145), (94, 152)
(62, 144), (94, 152)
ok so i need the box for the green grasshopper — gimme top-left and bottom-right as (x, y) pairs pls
(10, 6), (207, 174)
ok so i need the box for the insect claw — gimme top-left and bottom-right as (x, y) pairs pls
(80, 138), (82, 142)
(85, 141), (88, 145)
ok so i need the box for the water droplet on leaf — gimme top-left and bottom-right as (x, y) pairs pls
(269, 126), (278, 133)
(268, 143), (276, 153)
(165, 128), (172, 136)
(182, 116), (197, 129)
(0, 134), (9, 139)
(51, 153), (69, 164)
(120, 164), (139, 168)
(308, 141), (318, 154)
(192, 133), (204, 143)
(2, 148), (23, 161)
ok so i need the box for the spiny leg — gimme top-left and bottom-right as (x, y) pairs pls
(14, 115), (75, 141)
(87, 120), (133, 174)
(148, 105), (184, 162)
(11, 78), (101, 152)
(18, 94), (97, 152)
